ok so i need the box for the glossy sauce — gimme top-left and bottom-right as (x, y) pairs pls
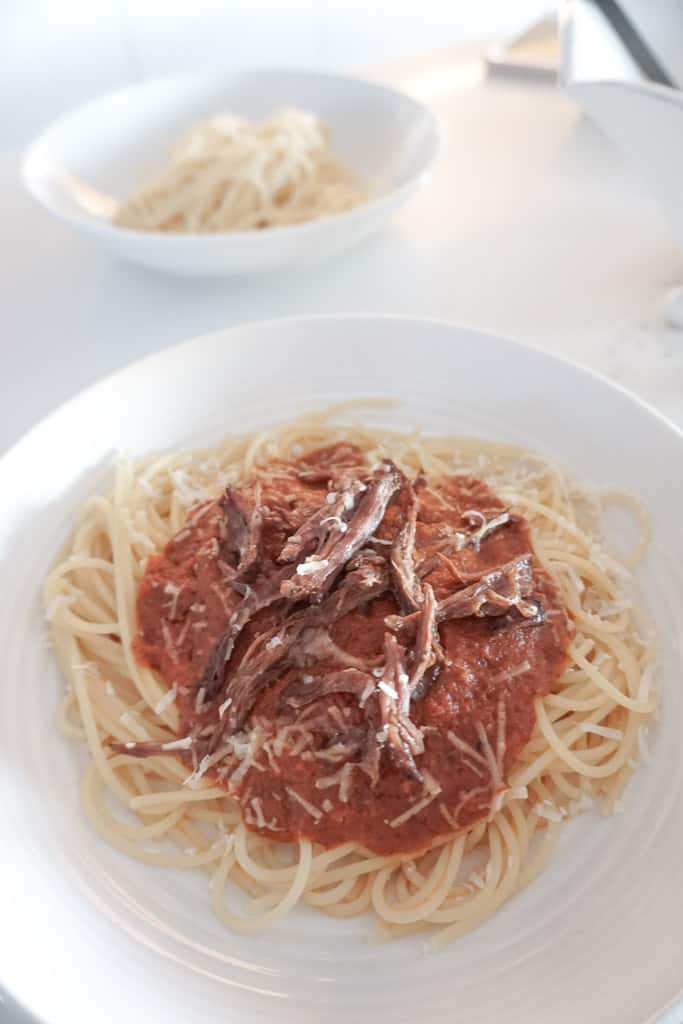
(134, 447), (571, 855)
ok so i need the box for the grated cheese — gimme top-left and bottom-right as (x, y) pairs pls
(250, 797), (267, 829)
(321, 515), (348, 533)
(338, 763), (354, 803)
(286, 786), (322, 820)
(184, 754), (213, 787)
(389, 794), (435, 829)
(493, 660), (531, 684)
(163, 581), (182, 619)
(359, 681), (375, 708)
(533, 802), (563, 823)
(154, 687), (177, 715)
(378, 681), (398, 700)
(159, 736), (193, 751)
(161, 621), (179, 664)
(296, 558), (328, 576)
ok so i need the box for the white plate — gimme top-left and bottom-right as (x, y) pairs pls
(1, 315), (682, 1024)
(21, 71), (441, 277)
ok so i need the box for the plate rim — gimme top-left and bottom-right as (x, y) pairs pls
(2, 313), (682, 477)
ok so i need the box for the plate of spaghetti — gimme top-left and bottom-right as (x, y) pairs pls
(1, 316), (682, 1024)
(22, 71), (440, 276)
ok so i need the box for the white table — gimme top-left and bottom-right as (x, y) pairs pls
(2, 44), (683, 1024)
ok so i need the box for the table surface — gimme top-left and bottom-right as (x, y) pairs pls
(2, 42), (683, 1024)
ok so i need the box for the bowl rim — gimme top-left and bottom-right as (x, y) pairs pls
(21, 67), (444, 246)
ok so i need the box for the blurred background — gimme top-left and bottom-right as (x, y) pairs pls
(6, 1), (683, 147)
(3, 0), (553, 146)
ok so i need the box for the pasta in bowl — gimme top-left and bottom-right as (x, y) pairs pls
(115, 108), (368, 234)
(23, 70), (441, 275)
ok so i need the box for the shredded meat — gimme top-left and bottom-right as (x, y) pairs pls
(389, 481), (421, 612)
(278, 479), (366, 564)
(379, 631), (424, 778)
(280, 465), (403, 602)
(280, 668), (374, 710)
(197, 562), (295, 699)
(204, 550), (390, 739)
(219, 483), (263, 578)
(406, 583), (442, 697)
(386, 555), (538, 638)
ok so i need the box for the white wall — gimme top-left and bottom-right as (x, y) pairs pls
(3, 0), (550, 147)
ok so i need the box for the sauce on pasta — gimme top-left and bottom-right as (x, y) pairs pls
(133, 444), (571, 855)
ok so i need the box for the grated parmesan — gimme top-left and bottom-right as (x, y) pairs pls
(296, 558), (328, 576)
(389, 794), (435, 829)
(359, 681), (375, 708)
(533, 802), (563, 823)
(154, 687), (177, 715)
(184, 754), (213, 787)
(159, 736), (193, 751)
(286, 786), (322, 820)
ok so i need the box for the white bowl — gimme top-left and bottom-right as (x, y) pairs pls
(22, 70), (441, 277)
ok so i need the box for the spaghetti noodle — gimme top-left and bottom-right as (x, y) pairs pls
(114, 109), (367, 233)
(44, 406), (657, 948)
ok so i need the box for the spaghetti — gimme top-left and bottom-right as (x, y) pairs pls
(44, 406), (657, 948)
(114, 109), (367, 233)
